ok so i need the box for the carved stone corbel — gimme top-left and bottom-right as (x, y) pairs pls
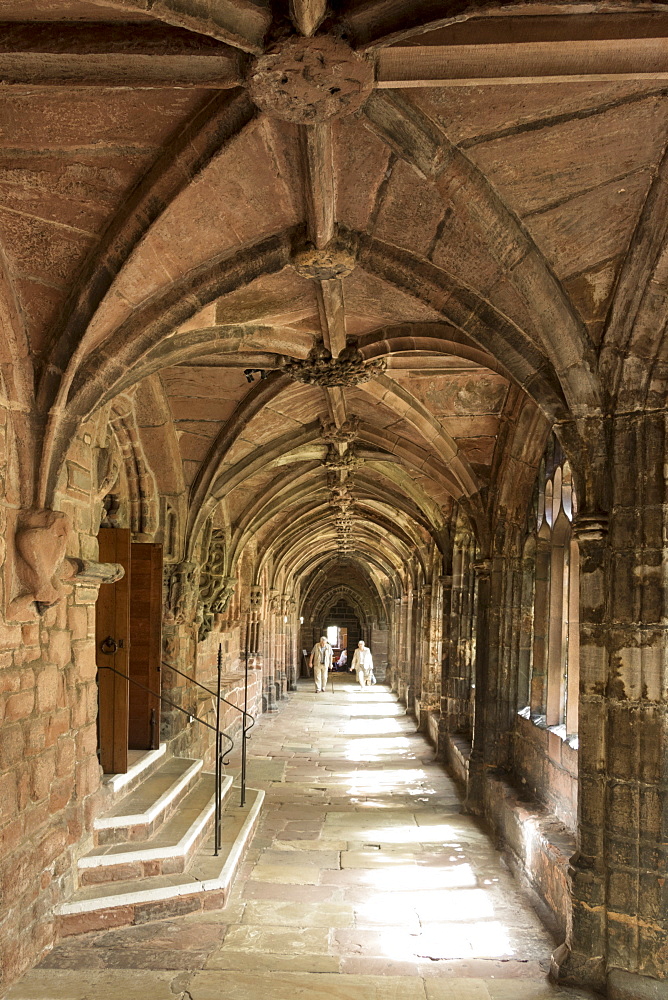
(8, 509), (124, 621)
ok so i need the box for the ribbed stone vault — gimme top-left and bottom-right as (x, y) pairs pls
(2, 2), (668, 997)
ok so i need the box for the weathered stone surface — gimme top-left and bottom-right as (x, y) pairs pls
(248, 36), (374, 124)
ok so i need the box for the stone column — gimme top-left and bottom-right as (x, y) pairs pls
(420, 581), (443, 720)
(388, 596), (401, 690)
(445, 540), (466, 730)
(265, 589), (280, 711)
(414, 584), (430, 721)
(465, 557), (492, 815)
(403, 589), (414, 708)
(553, 513), (608, 991)
(286, 597), (298, 691)
(555, 412), (668, 998)
(438, 572), (454, 757)
(486, 540), (519, 772)
(459, 533), (476, 733)
(396, 594), (407, 700)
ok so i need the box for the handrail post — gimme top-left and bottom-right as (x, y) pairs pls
(215, 643), (223, 855)
(241, 638), (249, 807)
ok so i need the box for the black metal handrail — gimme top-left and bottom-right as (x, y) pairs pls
(161, 644), (257, 829)
(164, 659), (256, 739)
(98, 661), (233, 856)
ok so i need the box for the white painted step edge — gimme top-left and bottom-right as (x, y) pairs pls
(94, 760), (203, 831)
(79, 774), (233, 868)
(56, 788), (264, 916)
(104, 744), (167, 794)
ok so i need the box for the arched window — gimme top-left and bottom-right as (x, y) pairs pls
(526, 440), (579, 736)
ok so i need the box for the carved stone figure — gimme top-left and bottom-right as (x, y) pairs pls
(323, 444), (362, 472)
(248, 35), (374, 124)
(293, 245), (356, 281)
(282, 345), (386, 387)
(164, 561), (199, 626)
(12, 509), (71, 616)
(319, 416), (359, 445)
(211, 577), (236, 616)
(197, 529), (236, 641)
(100, 492), (121, 528)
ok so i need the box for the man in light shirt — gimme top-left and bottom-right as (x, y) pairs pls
(350, 640), (374, 688)
(308, 636), (333, 693)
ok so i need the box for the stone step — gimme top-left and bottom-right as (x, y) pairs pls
(94, 757), (203, 846)
(78, 773), (232, 886)
(101, 743), (169, 806)
(55, 787), (264, 937)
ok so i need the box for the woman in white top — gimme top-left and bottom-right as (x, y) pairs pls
(350, 640), (374, 688)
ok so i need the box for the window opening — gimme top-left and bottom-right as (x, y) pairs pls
(525, 434), (579, 738)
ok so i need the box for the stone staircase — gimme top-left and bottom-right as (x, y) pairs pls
(55, 745), (263, 937)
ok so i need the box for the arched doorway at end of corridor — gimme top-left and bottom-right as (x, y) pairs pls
(301, 598), (363, 677)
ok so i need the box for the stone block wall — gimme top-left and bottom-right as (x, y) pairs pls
(482, 776), (575, 942)
(512, 716), (578, 832)
(0, 598), (103, 988)
(0, 420), (108, 988)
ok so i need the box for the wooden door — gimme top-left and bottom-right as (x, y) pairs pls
(129, 543), (163, 750)
(96, 528), (131, 774)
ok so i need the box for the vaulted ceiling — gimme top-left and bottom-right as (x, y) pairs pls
(2, 0), (668, 601)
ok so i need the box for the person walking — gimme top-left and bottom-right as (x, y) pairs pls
(308, 636), (333, 693)
(350, 640), (374, 688)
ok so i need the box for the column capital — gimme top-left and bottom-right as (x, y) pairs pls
(473, 557), (492, 579)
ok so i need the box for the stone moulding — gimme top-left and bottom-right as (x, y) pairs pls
(63, 558), (124, 588)
(7, 508), (124, 622)
(282, 345), (386, 386)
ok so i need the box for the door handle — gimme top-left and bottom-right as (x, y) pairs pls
(100, 636), (118, 655)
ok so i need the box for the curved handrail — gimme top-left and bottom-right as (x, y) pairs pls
(162, 660), (256, 734)
(161, 643), (257, 823)
(97, 662), (234, 760)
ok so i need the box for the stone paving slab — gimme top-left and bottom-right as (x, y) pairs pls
(5, 679), (599, 1000)
(4, 970), (185, 999)
(186, 969), (430, 999)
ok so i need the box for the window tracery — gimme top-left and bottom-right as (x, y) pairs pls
(522, 436), (579, 738)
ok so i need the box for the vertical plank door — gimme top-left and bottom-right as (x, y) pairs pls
(128, 543), (163, 749)
(96, 528), (131, 774)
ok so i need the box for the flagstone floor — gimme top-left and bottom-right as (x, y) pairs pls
(6, 676), (597, 1000)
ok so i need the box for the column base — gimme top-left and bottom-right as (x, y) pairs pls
(608, 970), (668, 1000)
(462, 753), (485, 816)
(263, 686), (277, 713)
(551, 942), (605, 994)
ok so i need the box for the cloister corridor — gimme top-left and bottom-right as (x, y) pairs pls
(6, 678), (595, 1000)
